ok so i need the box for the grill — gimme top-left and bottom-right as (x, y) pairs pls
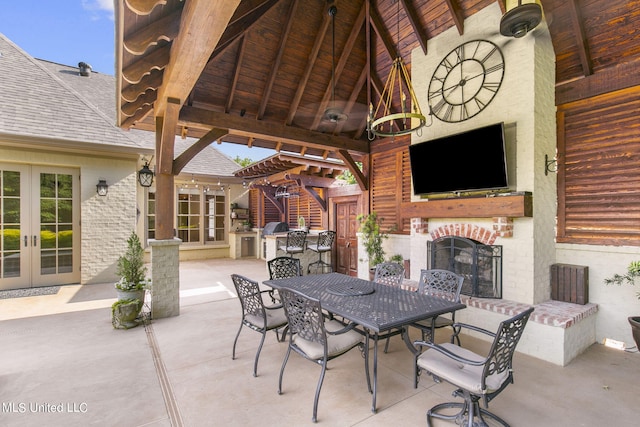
(261, 222), (289, 258)
(261, 222), (289, 238)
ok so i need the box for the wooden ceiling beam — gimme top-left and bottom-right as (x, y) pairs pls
(567, 0), (592, 76)
(226, 34), (247, 114)
(155, 0), (240, 115)
(258, 0), (299, 120)
(121, 70), (163, 103)
(207, 0), (281, 65)
(443, 0), (464, 35)
(286, 8), (332, 125)
(335, 63), (368, 135)
(399, 0), (428, 56)
(179, 107), (370, 153)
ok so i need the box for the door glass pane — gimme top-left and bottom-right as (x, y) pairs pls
(1, 170), (21, 279)
(39, 173), (74, 276)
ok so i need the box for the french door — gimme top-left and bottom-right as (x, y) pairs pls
(0, 164), (80, 290)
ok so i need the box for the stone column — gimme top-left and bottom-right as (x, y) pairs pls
(149, 238), (181, 318)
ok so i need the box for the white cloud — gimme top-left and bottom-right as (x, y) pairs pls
(81, 0), (115, 20)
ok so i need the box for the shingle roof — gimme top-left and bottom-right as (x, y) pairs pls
(0, 32), (241, 176)
(0, 33), (145, 151)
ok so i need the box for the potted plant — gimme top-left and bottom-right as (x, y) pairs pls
(113, 231), (151, 327)
(604, 260), (640, 349)
(357, 212), (388, 279)
(297, 216), (307, 231)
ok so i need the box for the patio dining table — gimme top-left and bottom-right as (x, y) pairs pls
(263, 272), (466, 413)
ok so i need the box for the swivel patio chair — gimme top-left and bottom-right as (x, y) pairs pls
(372, 262), (406, 353)
(278, 287), (370, 423)
(411, 269), (465, 346)
(414, 307), (534, 427)
(278, 230), (307, 258)
(231, 274), (288, 377)
(307, 230), (336, 274)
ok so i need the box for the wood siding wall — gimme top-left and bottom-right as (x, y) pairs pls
(370, 137), (412, 234)
(557, 86), (640, 246)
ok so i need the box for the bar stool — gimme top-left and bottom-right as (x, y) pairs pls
(278, 230), (307, 258)
(307, 230), (336, 274)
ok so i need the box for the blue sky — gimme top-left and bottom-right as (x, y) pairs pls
(0, 0), (274, 162)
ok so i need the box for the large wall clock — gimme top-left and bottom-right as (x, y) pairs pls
(428, 39), (505, 123)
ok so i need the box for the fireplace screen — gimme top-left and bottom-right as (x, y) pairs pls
(427, 237), (502, 298)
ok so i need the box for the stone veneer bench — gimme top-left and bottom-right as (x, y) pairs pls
(402, 279), (598, 366)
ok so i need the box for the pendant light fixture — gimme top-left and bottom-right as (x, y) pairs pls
(367, 0), (427, 139)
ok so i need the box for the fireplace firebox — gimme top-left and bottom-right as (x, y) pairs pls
(427, 236), (502, 298)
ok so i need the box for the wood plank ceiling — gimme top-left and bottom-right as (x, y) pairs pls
(115, 0), (640, 161)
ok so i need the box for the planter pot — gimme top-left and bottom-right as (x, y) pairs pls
(112, 300), (142, 329)
(116, 289), (145, 312)
(629, 316), (640, 350)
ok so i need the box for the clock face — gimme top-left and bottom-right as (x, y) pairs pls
(428, 40), (505, 123)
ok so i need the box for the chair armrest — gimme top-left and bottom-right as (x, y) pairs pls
(413, 340), (488, 366)
(451, 321), (496, 338)
(325, 321), (358, 336)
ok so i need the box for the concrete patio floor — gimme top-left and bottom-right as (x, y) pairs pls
(1, 258), (638, 426)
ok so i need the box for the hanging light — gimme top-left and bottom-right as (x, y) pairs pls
(137, 162), (154, 187)
(367, 1), (427, 139)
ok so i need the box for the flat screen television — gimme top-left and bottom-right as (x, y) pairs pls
(409, 122), (509, 196)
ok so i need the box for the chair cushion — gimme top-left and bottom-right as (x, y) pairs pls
(307, 244), (331, 252)
(417, 343), (508, 394)
(246, 307), (288, 330)
(279, 245), (304, 253)
(415, 315), (454, 329)
(293, 320), (363, 360)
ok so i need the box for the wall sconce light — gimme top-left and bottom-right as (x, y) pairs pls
(545, 154), (558, 176)
(138, 162), (154, 187)
(96, 179), (108, 196)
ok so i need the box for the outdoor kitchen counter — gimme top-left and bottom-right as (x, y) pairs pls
(264, 231), (330, 273)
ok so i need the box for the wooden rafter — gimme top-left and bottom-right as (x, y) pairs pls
(123, 8), (181, 55)
(444, 0), (464, 35)
(155, 0), (240, 115)
(257, 0), (299, 120)
(567, 0), (592, 76)
(285, 8), (332, 126)
(226, 35), (247, 114)
(399, 0), (428, 56)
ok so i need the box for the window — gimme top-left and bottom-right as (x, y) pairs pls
(146, 187), (226, 245)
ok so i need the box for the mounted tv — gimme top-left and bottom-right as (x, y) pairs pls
(409, 123), (509, 196)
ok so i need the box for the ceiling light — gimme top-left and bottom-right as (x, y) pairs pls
(367, 1), (427, 138)
(500, 0), (542, 38)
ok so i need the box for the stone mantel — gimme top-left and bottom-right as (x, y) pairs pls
(399, 192), (532, 219)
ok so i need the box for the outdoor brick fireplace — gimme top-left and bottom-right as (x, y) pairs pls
(428, 236), (503, 298)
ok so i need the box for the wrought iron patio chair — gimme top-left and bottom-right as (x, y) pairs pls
(267, 256), (302, 302)
(231, 274), (288, 377)
(267, 256), (302, 280)
(373, 262), (406, 353)
(411, 269), (465, 346)
(307, 230), (336, 274)
(278, 287), (370, 423)
(278, 230), (307, 257)
(414, 307), (534, 426)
